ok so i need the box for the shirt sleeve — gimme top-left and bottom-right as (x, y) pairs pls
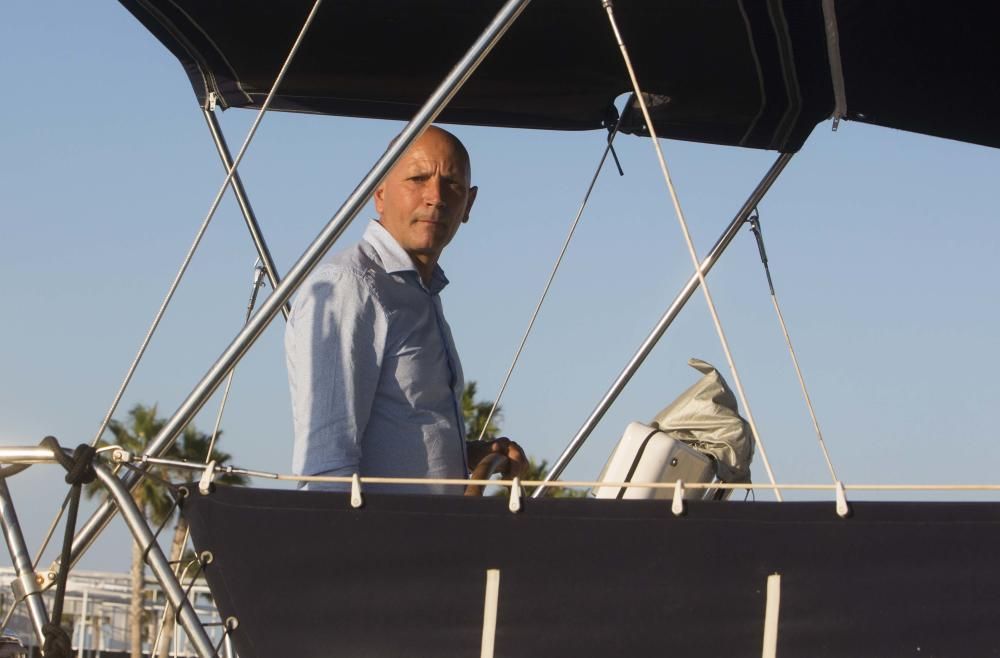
(286, 265), (388, 479)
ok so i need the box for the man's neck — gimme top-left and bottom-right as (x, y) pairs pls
(410, 254), (437, 286)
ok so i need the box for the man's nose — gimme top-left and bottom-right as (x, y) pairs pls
(423, 177), (446, 206)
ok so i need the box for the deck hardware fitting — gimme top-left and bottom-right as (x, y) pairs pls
(835, 481), (850, 518)
(509, 478), (522, 513)
(10, 576), (35, 601)
(198, 461), (217, 495)
(350, 474), (364, 509)
(672, 480), (685, 516)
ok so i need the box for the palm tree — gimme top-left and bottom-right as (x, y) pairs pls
(87, 403), (246, 658)
(86, 404), (174, 658)
(462, 381), (501, 440)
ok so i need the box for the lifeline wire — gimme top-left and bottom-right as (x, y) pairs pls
(600, 0), (783, 500)
(477, 121), (623, 439)
(87, 0), (324, 452)
(749, 212), (840, 483)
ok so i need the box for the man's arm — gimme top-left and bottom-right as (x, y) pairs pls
(286, 267), (388, 482)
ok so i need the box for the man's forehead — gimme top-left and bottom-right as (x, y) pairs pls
(391, 128), (472, 179)
(398, 149), (468, 174)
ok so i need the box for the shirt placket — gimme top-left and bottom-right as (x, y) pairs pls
(428, 293), (469, 474)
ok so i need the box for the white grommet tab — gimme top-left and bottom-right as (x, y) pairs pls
(199, 460), (217, 495)
(350, 473), (363, 509)
(671, 479), (685, 516)
(509, 477), (522, 513)
(835, 481), (850, 518)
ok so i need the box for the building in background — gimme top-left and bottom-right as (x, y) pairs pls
(0, 567), (222, 657)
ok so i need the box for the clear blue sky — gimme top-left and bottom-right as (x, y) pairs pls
(1, 1), (999, 570)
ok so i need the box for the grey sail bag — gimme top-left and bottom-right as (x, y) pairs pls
(650, 358), (754, 484)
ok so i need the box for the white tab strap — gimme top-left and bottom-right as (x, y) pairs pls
(835, 481), (850, 518)
(761, 573), (781, 658)
(350, 473), (364, 509)
(198, 460), (217, 495)
(671, 479), (685, 516)
(480, 569), (501, 658)
(509, 477), (522, 513)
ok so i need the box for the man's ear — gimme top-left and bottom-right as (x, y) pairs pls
(462, 186), (478, 223)
(373, 183), (385, 214)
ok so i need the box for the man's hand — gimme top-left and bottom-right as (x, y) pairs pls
(467, 437), (528, 479)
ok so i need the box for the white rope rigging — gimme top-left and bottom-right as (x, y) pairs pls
(749, 214), (840, 483)
(130, 0), (326, 642)
(600, 0), (783, 500)
(34, 0), (322, 596)
(107, 454), (1000, 494)
(87, 0), (323, 452)
(477, 124), (622, 439)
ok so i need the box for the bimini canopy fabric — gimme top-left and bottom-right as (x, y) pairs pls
(120, 1), (1000, 153)
(183, 486), (1000, 658)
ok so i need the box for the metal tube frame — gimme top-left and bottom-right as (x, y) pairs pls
(0, 477), (49, 646)
(533, 152), (794, 497)
(90, 462), (215, 658)
(0, 447), (217, 658)
(59, 0), (534, 573)
(202, 108), (289, 320)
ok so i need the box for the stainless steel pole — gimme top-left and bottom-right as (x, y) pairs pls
(90, 464), (216, 658)
(60, 0), (534, 570)
(533, 152), (794, 497)
(202, 108), (289, 320)
(0, 477), (50, 645)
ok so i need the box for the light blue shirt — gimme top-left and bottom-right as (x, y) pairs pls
(285, 221), (468, 493)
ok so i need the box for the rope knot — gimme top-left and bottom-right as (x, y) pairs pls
(65, 444), (97, 486)
(41, 437), (97, 485)
(42, 622), (73, 658)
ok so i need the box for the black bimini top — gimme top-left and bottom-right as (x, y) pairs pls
(120, 0), (1000, 152)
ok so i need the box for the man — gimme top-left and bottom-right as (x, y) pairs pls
(285, 126), (526, 493)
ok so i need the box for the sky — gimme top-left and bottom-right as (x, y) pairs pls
(1, 1), (999, 572)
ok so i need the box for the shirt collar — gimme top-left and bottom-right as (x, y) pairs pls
(363, 220), (450, 294)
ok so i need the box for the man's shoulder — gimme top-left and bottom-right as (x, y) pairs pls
(289, 239), (393, 318)
(308, 239), (384, 284)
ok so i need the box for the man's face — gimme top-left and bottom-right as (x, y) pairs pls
(374, 128), (477, 271)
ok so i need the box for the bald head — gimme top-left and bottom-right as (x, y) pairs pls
(387, 125), (472, 183)
(374, 125), (479, 283)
